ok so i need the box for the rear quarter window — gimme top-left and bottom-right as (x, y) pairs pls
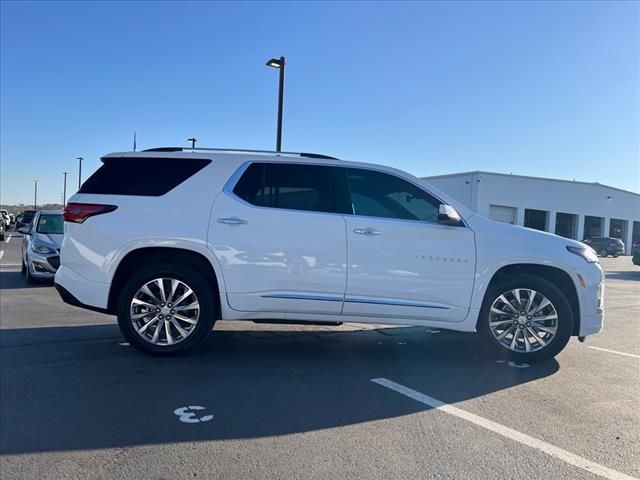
(79, 157), (211, 196)
(232, 162), (338, 213)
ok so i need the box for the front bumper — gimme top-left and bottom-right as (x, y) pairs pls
(27, 253), (60, 279)
(575, 262), (605, 337)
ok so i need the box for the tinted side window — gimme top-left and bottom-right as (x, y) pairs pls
(233, 163), (337, 213)
(345, 168), (441, 222)
(79, 157), (211, 196)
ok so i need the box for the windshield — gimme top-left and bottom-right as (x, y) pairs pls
(36, 214), (64, 234)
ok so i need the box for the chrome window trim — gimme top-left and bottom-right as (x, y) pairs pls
(260, 292), (343, 302)
(259, 292), (450, 310)
(222, 160), (469, 228)
(222, 161), (345, 219)
(344, 296), (450, 310)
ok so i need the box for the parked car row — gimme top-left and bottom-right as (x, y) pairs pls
(0, 209), (11, 230)
(16, 210), (37, 229)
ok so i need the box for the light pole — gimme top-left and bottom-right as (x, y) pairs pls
(266, 56), (285, 152)
(77, 157), (83, 189)
(187, 137), (197, 149)
(62, 172), (69, 205)
(33, 180), (39, 210)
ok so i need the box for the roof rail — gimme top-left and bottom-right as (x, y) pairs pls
(142, 147), (339, 160)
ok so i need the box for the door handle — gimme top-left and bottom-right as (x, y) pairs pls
(353, 227), (382, 236)
(217, 217), (248, 225)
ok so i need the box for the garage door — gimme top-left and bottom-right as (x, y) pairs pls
(489, 205), (516, 224)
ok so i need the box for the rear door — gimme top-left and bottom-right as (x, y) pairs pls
(211, 162), (348, 315)
(340, 167), (476, 322)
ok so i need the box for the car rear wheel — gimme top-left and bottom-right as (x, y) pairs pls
(478, 273), (573, 363)
(117, 262), (217, 355)
(599, 249), (608, 257)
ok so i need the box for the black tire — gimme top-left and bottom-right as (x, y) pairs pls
(478, 273), (574, 363)
(599, 249), (608, 257)
(117, 262), (217, 355)
(21, 258), (26, 273)
(612, 253), (620, 258)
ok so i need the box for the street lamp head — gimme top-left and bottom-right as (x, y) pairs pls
(266, 57), (284, 69)
(77, 156), (83, 161)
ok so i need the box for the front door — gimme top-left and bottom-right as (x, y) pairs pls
(340, 167), (476, 322)
(210, 161), (347, 315)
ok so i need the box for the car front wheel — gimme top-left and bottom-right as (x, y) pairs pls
(478, 273), (573, 363)
(117, 262), (217, 355)
(599, 249), (608, 257)
(24, 260), (34, 284)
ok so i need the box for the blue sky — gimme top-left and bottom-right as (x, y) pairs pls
(1, 1), (638, 205)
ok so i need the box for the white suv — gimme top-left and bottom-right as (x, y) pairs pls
(55, 147), (604, 362)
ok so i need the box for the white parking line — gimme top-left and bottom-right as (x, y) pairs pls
(588, 346), (640, 359)
(371, 378), (638, 480)
(5, 234), (10, 244)
(0, 251), (3, 261)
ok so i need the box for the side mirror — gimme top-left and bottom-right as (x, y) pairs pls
(438, 204), (463, 226)
(18, 226), (31, 235)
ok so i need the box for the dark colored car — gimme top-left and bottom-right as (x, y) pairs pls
(633, 250), (640, 266)
(582, 237), (625, 257)
(16, 210), (36, 229)
(0, 216), (5, 241)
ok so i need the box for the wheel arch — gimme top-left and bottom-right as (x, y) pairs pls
(107, 246), (222, 316)
(483, 263), (581, 336)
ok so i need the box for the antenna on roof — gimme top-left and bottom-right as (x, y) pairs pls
(133, 130), (137, 152)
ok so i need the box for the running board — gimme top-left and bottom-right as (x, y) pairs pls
(252, 319), (343, 326)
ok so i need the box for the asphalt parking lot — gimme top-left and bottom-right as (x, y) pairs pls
(1, 231), (638, 480)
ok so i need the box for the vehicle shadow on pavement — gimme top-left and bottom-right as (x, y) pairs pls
(0, 323), (559, 455)
(0, 271), (51, 290)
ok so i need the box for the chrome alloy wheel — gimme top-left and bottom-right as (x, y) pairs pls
(129, 278), (200, 346)
(488, 288), (558, 353)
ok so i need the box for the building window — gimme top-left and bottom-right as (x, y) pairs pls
(555, 212), (578, 239)
(524, 209), (549, 231)
(584, 216), (604, 239)
(489, 205), (517, 224)
(609, 218), (628, 242)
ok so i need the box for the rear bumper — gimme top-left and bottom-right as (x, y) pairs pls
(54, 282), (111, 315)
(54, 265), (111, 313)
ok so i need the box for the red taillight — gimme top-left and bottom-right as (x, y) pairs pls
(63, 203), (118, 223)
